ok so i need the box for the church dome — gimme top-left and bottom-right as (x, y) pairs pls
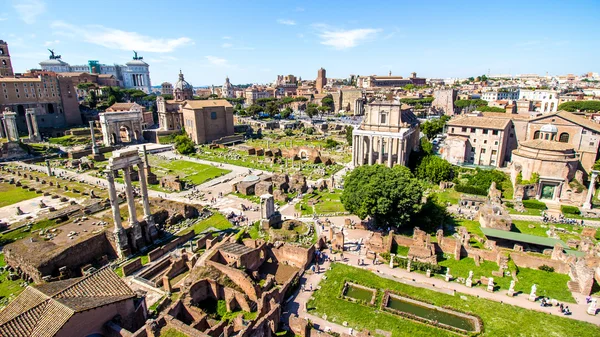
(223, 76), (232, 89)
(540, 123), (558, 133)
(174, 70), (193, 91)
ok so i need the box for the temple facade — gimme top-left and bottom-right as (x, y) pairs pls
(351, 100), (420, 167)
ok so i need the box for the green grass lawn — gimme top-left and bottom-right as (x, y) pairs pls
(159, 329), (188, 337)
(0, 183), (40, 207)
(0, 254), (25, 304)
(436, 255), (574, 302)
(178, 213), (232, 236)
(0, 220), (58, 246)
(295, 190), (345, 215)
(508, 207), (543, 216)
(149, 156), (230, 185)
(393, 244), (409, 256)
(454, 219), (485, 237)
(511, 220), (585, 243)
(436, 188), (461, 205)
(308, 264), (597, 337)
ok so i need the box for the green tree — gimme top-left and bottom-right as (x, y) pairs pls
(341, 165), (423, 227)
(454, 99), (488, 109)
(305, 103), (319, 119)
(85, 90), (98, 109)
(403, 84), (415, 91)
(208, 94), (219, 99)
(345, 125), (354, 145)
(557, 101), (600, 112)
(246, 104), (263, 117)
(294, 96), (308, 102)
(160, 94), (173, 100)
(317, 105), (330, 116)
(416, 155), (453, 184)
(281, 107), (292, 119)
(174, 133), (195, 155)
(411, 194), (449, 232)
(420, 115), (450, 139)
(324, 138), (339, 149)
(420, 137), (433, 154)
(265, 101), (280, 117)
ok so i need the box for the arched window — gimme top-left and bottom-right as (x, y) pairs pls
(559, 132), (569, 143)
(1, 60), (6, 65)
(544, 133), (549, 140)
(534, 131), (540, 139)
(0, 49), (4, 55)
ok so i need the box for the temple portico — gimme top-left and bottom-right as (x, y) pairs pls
(351, 100), (420, 168)
(106, 149), (158, 257)
(352, 129), (416, 167)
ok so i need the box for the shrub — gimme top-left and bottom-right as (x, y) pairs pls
(504, 201), (514, 208)
(561, 205), (580, 215)
(454, 184), (487, 196)
(284, 129), (294, 136)
(539, 265), (555, 273)
(522, 199), (547, 210)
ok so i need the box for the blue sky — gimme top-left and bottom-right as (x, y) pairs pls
(1, 0), (599, 86)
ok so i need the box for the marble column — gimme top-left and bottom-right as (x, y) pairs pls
(358, 135), (364, 166)
(3, 110), (19, 142)
(106, 170), (128, 258)
(25, 111), (34, 140)
(351, 135), (356, 166)
(388, 137), (394, 168)
(368, 136), (374, 165)
(137, 163), (157, 242)
(377, 137), (383, 164)
(123, 167), (142, 250)
(583, 171), (599, 209)
(397, 139), (404, 166)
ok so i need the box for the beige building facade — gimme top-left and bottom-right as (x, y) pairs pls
(443, 116), (514, 167)
(182, 99), (234, 144)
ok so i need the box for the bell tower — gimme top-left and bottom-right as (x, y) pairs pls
(0, 40), (14, 77)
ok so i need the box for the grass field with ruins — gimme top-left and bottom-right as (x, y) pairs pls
(0, 183), (40, 207)
(309, 264), (600, 337)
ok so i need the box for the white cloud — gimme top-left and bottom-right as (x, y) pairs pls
(295, 7), (305, 12)
(43, 40), (60, 47)
(0, 17), (7, 21)
(51, 21), (192, 53)
(205, 56), (229, 67)
(297, 33), (305, 38)
(12, 0), (46, 24)
(222, 43), (233, 48)
(222, 36), (232, 40)
(315, 26), (381, 49)
(277, 19), (296, 26)
(147, 55), (179, 64)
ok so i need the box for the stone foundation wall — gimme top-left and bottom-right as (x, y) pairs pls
(510, 252), (569, 273)
(205, 260), (260, 301)
(271, 243), (314, 269)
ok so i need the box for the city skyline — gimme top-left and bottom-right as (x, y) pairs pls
(1, 0), (599, 86)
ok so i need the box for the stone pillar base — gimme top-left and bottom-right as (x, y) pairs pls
(90, 153), (106, 161)
(146, 168), (158, 185)
(132, 222), (144, 250)
(507, 290), (515, 297)
(528, 295), (536, 302)
(114, 230), (130, 258)
(145, 215), (159, 241)
(582, 202), (592, 210)
(587, 308), (597, 315)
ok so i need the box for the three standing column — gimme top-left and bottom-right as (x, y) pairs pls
(137, 163), (157, 241)
(583, 171), (599, 209)
(106, 170), (129, 258)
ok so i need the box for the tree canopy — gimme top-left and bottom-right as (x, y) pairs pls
(454, 99), (488, 109)
(175, 133), (195, 155)
(420, 115), (450, 139)
(477, 106), (506, 113)
(416, 155), (453, 184)
(345, 125), (353, 145)
(305, 103), (318, 119)
(341, 165), (423, 227)
(557, 100), (600, 112)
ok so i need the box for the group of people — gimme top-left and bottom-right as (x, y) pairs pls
(558, 303), (571, 315)
(541, 212), (584, 225)
(226, 211), (247, 226)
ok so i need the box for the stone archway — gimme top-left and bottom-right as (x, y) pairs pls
(120, 125), (132, 143)
(99, 110), (144, 146)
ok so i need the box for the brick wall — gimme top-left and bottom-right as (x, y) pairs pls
(510, 252), (569, 274)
